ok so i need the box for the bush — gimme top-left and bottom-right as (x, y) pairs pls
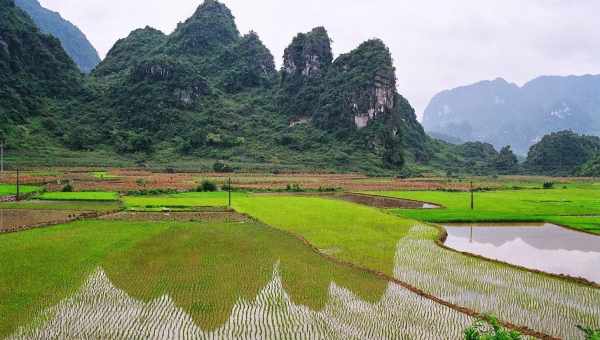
(213, 161), (234, 173)
(197, 180), (218, 192)
(62, 183), (74, 192)
(285, 183), (304, 192)
(577, 325), (600, 340)
(543, 182), (554, 189)
(464, 315), (522, 340)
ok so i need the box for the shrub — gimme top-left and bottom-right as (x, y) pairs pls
(543, 182), (554, 189)
(464, 315), (522, 340)
(136, 178), (147, 187)
(197, 180), (218, 192)
(285, 183), (304, 192)
(213, 161), (234, 173)
(577, 325), (600, 340)
(62, 183), (74, 192)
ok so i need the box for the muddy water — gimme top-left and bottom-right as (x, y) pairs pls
(444, 223), (600, 283)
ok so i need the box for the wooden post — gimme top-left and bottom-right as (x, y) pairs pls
(16, 168), (20, 201)
(470, 181), (474, 210)
(0, 141), (4, 176)
(228, 177), (232, 208)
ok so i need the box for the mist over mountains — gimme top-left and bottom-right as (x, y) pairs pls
(423, 75), (600, 155)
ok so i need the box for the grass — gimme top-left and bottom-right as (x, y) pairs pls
(365, 189), (600, 234)
(91, 171), (120, 180)
(233, 195), (414, 276)
(0, 220), (171, 337)
(0, 184), (40, 196)
(122, 192), (245, 210)
(36, 191), (119, 201)
(2, 218), (472, 338)
(124, 192), (417, 275)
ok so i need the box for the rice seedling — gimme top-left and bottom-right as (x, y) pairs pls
(36, 192), (119, 201)
(122, 192), (246, 210)
(367, 189), (600, 234)
(0, 184), (40, 196)
(9, 265), (472, 340)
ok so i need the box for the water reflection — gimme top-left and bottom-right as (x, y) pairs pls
(444, 223), (600, 283)
(9, 266), (470, 339)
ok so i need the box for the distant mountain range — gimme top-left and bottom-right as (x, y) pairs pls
(423, 75), (600, 155)
(14, 0), (100, 72)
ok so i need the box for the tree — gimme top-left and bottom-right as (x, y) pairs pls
(495, 146), (518, 173)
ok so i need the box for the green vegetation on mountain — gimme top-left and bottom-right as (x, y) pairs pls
(525, 131), (600, 176)
(14, 0), (100, 72)
(0, 0), (82, 142)
(0, 0), (529, 175)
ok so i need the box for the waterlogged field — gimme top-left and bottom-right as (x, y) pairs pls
(1, 219), (472, 339)
(36, 191), (119, 201)
(367, 189), (600, 234)
(393, 225), (600, 339)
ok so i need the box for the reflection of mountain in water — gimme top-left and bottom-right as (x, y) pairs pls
(445, 224), (600, 252)
(10, 265), (470, 339)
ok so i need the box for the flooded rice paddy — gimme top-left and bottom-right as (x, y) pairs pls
(8, 266), (471, 340)
(395, 225), (600, 339)
(444, 223), (600, 283)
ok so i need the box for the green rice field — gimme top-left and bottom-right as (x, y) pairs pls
(365, 189), (600, 234)
(36, 191), (119, 201)
(0, 184), (40, 197)
(2, 182), (599, 339)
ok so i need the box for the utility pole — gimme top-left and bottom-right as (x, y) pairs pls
(0, 141), (4, 176)
(228, 177), (232, 208)
(470, 181), (474, 210)
(16, 168), (20, 201)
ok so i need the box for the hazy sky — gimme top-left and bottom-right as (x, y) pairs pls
(39, 0), (600, 119)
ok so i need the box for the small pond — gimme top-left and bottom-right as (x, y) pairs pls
(444, 223), (600, 284)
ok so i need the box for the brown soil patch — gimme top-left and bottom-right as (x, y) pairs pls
(3, 168), (475, 192)
(0, 209), (86, 233)
(100, 211), (247, 223)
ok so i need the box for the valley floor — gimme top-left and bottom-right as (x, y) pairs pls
(1, 171), (599, 339)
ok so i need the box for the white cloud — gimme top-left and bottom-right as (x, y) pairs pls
(39, 0), (600, 119)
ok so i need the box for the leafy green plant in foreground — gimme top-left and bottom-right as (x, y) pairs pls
(578, 325), (600, 340)
(464, 315), (521, 340)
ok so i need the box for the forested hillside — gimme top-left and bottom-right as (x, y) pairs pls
(14, 0), (100, 72)
(1, 0), (520, 175)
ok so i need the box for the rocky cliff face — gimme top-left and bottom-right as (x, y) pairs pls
(14, 0), (100, 73)
(318, 39), (397, 130)
(282, 27), (332, 80)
